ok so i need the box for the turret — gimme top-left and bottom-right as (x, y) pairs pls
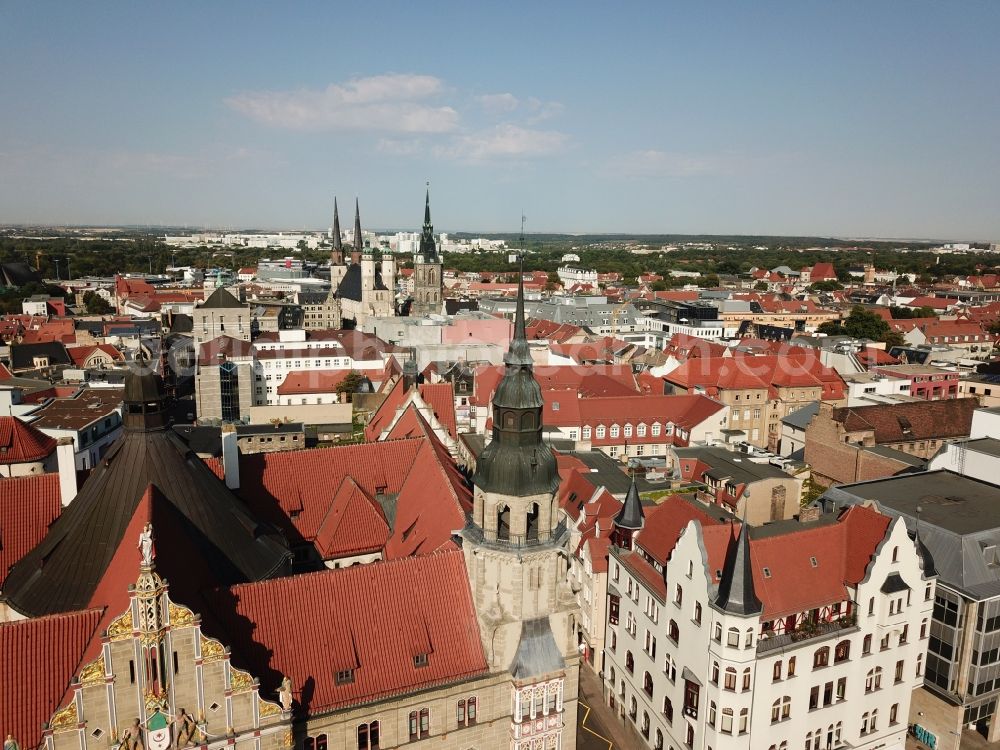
(715, 520), (762, 616)
(611, 475), (645, 549)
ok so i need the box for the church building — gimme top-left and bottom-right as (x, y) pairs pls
(409, 189), (444, 317)
(331, 198), (395, 328)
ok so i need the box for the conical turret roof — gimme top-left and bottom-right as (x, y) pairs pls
(715, 521), (762, 616)
(613, 475), (645, 530)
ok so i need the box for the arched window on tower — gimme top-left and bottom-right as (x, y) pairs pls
(497, 504), (511, 541)
(526, 503), (540, 541)
(521, 412), (534, 430)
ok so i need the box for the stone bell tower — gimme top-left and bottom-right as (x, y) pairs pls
(410, 187), (443, 317)
(459, 256), (579, 750)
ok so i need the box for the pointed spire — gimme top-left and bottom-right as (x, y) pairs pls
(418, 184), (437, 261)
(715, 520), (762, 616)
(614, 474), (645, 530)
(332, 197), (342, 252)
(353, 197), (362, 250)
(504, 254), (533, 367)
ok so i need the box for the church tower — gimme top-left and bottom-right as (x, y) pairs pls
(410, 188), (443, 317)
(460, 258), (579, 749)
(329, 197), (347, 289)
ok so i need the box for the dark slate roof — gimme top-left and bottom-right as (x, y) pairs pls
(614, 476), (645, 530)
(444, 298), (478, 315)
(509, 617), (566, 679)
(714, 523), (762, 616)
(0, 262), (43, 287)
(199, 286), (244, 309)
(781, 401), (820, 430)
(881, 572), (910, 594)
(172, 424), (222, 456)
(10, 341), (71, 370)
(168, 313), (193, 333)
(3, 372), (290, 617)
(337, 264), (364, 301)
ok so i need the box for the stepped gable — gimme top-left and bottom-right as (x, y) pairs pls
(0, 416), (57, 463)
(0, 473), (61, 588)
(2, 367), (290, 618)
(0, 609), (103, 750)
(205, 548), (487, 716)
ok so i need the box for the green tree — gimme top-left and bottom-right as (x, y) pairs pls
(83, 291), (112, 314)
(702, 274), (720, 288)
(335, 370), (368, 402)
(810, 280), (843, 292)
(754, 281), (769, 291)
(818, 305), (894, 343)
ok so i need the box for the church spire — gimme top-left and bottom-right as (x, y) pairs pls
(715, 520), (762, 616)
(418, 185), (438, 261)
(352, 198), (363, 264)
(504, 255), (532, 367)
(332, 197), (342, 251)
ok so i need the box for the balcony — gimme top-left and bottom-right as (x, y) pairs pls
(757, 616), (859, 655)
(462, 519), (569, 550)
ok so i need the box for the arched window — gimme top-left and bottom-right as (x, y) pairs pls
(521, 412), (534, 430)
(357, 725), (368, 750)
(813, 646), (830, 668)
(863, 634), (872, 654)
(366, 724), (379, 750)
(664, 654), (676, 682)
(317, 736), (328, 750)
(610, 666), (617, 685)
(724, 667), (737, 690)
(668, 619), (679, 643)
(771, 696), (791, 723)
(708, 701), (717, 727)
(496, 504), (510, 541)
(711, 661), (720, 684)
(467, 697), (477, 724)
(503, 411), (515, 429)
(727, 626), (740, 647)
(641, 711), (650, 739)
(654, 728), (663, 750)
(525, 502), (540, 541)
(418, 708), (429, 739)
(643, 671), (653, 697)
(866, 667), (882, 692)
(629, 696), (637, 721)
(742, 667), (751, 691)
(408, 712), (418, 740)
(457, 699), (466, 726)
(773, 660), (782, 681)
(305, 739), (315, 750)
(721, 707), (734, 734)
(787, 656), (796, 676)
(626, 651), (635, 673)
(739, 707), (748, 733)
(694, 601), (702, 625)
(834, 640), (850, 663)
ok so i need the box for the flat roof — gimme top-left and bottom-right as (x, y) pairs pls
(29, 388), (124, 431)
(832, 470), (1000, 536)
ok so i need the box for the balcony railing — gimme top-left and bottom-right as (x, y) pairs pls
(757, 617), (859, 655)
(463, 520), (569, 549)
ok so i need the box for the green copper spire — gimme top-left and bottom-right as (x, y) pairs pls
(418, 186), (438, 261)
(504, 254), (532, 367)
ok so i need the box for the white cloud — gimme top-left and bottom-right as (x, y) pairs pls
(610, 149), (731, 178)
(375, 138), (425, 156)
(477, 93), (520, 114)
(225, 74), (459, 133)
(436, 124), (568, 163)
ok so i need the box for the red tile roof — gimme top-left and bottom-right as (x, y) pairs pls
(208, 549), (488, 716)
(314, 477), (390, 558)
(0, 473), (61, 587)
(0, 608), (103, 750)
(276, 367), (391, 396)
(418, 383), (457, 440)
(831, 398), (977, 443)
(363, 378), (408, 441)
(197, 335), (254, 365)
(0, 417), (57, 463)
(65, 343), (124, 368)
(635, 496), (723, 567)
(231, 438), (470, 562)
(472, 364), (639, 406)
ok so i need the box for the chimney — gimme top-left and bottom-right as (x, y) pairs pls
(221, 424), (240, 490)
(799, 505), (821, 523)
(56, 437), (77, 506)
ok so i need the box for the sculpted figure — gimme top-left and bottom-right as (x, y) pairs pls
(278, 675), (293, 710)
(5, 735), (20, 750)
(138, 523), (154, 566)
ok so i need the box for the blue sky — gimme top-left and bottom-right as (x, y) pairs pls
(1, 1), (998, 239)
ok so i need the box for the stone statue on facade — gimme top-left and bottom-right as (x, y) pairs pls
(278, 676), (293, 710)
(119, 720), (144, 750)
(138, 523), (154, 567)
(5, 734), (20, 750)
(174, 709), (199, 748)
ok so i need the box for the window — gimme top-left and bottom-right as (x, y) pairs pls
(813, 647), (829, 669)
(727, 627), (740, 647)
(626, 651), (634, 673)
(419, 708), (429, 739)
(742, 667), (751, 691)
(773, 660), (783, 681)
(724, 667), (737, 690)
(457, 700), (466, 727)
(336, 668), (355, 685)
(788, 656), (796, 677)
(596, 426), (606, 439)
(693, 602), (702, 625)
(865, 667), (882, 693)
(721, 707), (734, 734)
(895, 659), (904, 683)
(890, 702), (899, 725)
(644, 671), (654, 697)
(668, 620), (679, 644)
(771, 696), (791, 723)
(714, 622), (722, 642)
(674, 584), (683, 606)
(583, 426), (592, 440)
(408, 712), (418, 740)
(708, 701), (717, 728)
(413, 653), (428, 668)
(357, 726), (368, 750)
(624, 424), (633, 438)
(739, 707), (748, 733)
(610, 425), (620, 438)
(863, 634), (872, 654)
(663, 696), (673, 723)
(711, 661), (720, 684)
(637, 423), (647, 437)
(664, 654), (676, 682)
(834, 640), (850, 663)
(467, 697), (477, 724)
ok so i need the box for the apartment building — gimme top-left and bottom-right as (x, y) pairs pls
(663, 352), (846, 451)
(604, 496), (933, 750)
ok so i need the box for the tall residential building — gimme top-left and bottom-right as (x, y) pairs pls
(410, 188), (444, 317)
(459, 260), (580, 749)
(604, 496), (933, 750)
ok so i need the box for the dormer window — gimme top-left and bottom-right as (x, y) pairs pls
(335, 668), (355, 685)
(413, 653), (429, 668)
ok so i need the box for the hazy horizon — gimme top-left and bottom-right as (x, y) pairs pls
(2, 2), (998, 240)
